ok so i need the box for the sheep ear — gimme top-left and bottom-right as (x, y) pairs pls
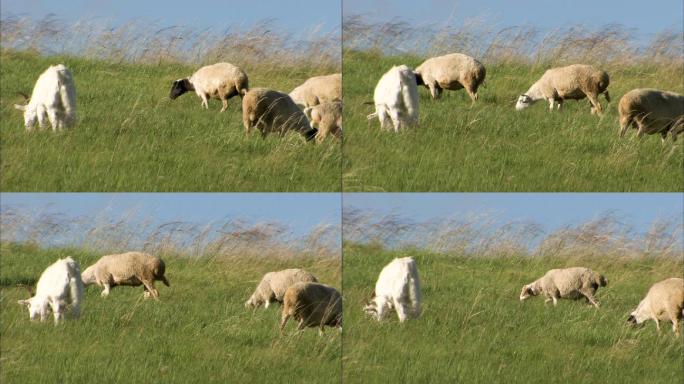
(14, 104), (26, 111)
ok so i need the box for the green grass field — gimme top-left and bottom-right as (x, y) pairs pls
(343, 243), (683, 383)
(343, 51), (684, 192)
(0, 243), (341, 383)
(0, 51), (341, 192)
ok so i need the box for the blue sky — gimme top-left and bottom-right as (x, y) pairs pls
(1, 0), (341, 36)
(0, 193), (341, 236)
(344, 193), (683, 233)
(344, 0), (683, 38)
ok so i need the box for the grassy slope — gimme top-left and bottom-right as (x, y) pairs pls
(0, 243), (341, 383)
(343, 51), (683, 192)
(0, 51), (341, 192)
(343, 243), (683, 383)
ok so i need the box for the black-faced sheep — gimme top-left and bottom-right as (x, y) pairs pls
(169, 62), (248, 112)
(280, 282), (342, 334)
(413, 53), (486, 103)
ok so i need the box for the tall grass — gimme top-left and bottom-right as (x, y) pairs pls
(342, 17), (683, 192)
(0, 205), (341, 383)
(0, 16), (341, 192)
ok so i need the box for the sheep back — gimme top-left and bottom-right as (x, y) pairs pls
(289, 73), (341, 108)
(190, 62), (249, 99)
(242, 87), (317, 140)
(537, 64), (609, 100)
(415, 53), (485, 93)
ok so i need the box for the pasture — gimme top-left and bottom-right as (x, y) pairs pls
(0, 242), (341, 383)
(342, 50), (684, 192)
(343, 243), (683, 383)
(0, 50), (341, 192)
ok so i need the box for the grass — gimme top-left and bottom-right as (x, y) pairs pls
(0, 242), (341, 383)
(0, 50), (341, 192)
(342, 50), (684, 192)
(343, 243), (684, 383)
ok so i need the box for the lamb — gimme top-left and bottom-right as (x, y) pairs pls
(519, 267), (607, 308)
(245, 268), (318, 309)
(17, 257), (83, 325)
(367, 65), (419, 132)
(14, 64), (76, 131)
(241, 87), (318, 141)
(413, 53), (486, 103)
(304, 101), (342, 143)
(280, 282), (342, 334)
(363, 257), (421, 322)
(169, 62), (248, 112)
(618, 89), (684, 142)
(628, 277), (684, 337)
(81, 252), (170, 299)
(515, 64), (610, 114)
(289, 73), (341, 109)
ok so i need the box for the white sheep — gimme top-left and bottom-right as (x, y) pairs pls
(515, 64), (610, 114)
(280, 282), (342, 334)
(520, 267), (607, 308)
(304, 101), (342, 143)
(367, 65), (419, 132)
(169, 62), (248, 112)
(618, 89), (684, 142)
(363, 257), (421, 322)
(14, 64), (76, 131)
(245, 268), (318, 309)
(289, 73), (341, 109)
(413, 53), (486, 103)
(17, 256), (83, 325)
(81, 252), (170, 299)
(628, 277), (684, 337)
(242, 87), (318, 141)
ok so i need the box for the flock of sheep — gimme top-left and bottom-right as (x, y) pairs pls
(17, 253), (684, 338)
(366, 52), (684, 141)
(14, 63), (342, 144)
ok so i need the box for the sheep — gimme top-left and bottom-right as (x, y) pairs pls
(14, 64), (76, 131)
(241, 87), (318, 141)
(520, 267), (607, 308)
(363, 257), (421, 322)
(169, 62), (248, 112)
(245, 268), (318, 309)
(618, 89), (684, 142)
(628, 277), (684, 337)
(81, 252), (170, 299)
(413, 53), (486, 103)
(304, 101), (342, 143)
(515, 64), (610, 114)
(17, 257), (83, 325)
(289, 73), (341, 109)
(367, 65), (419, 132)
(280, 282), (342, 334)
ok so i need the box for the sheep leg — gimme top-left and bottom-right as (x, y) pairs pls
(37, 105), (48, 128)
(101, 283), (111, 297)
(586, 94), (602, 115)
(668, 311), (680, 337)
(142, 281), (159, 299)
(465, 86), (477, 103)
(279, 313), (291, 334)
(556, 100), (563, 110)
(47, 109), (61, 131)
(547, 99), (555, 111)
(427, 83), (439, 99)
(388, 109), (402, 133)
(544, 297), (552, 305)
(619, 115), (634, 137)
(582, 292), (600, 308)
(220, 98), (228, 113)
(394, 299), (409, 322)
(200, 94), (209, 109)
(552, 296), (558, 306)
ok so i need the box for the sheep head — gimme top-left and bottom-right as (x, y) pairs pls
(169, 79), (193, 100)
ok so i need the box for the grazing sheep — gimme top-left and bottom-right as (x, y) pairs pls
(367, 65), (419, 132)
(618, 89), (684, 142)
(81, 252), (170, 299)
(364, 257), (421, 322)
(413, 53), (486, 103)
(515, 64), (610, 114)
(169, 62), (248, 112)
(628, 277), (684, 337)
(289, 73), (341, 109)
(280, 282), (342, 334)
(17, 257), (83, 325)
(304, 101), (342, 143)
(245, 268), (318, 309)
(241, 87), (318, 141)
(14, 64), (76, 131)
(520, 267), (607, 308)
